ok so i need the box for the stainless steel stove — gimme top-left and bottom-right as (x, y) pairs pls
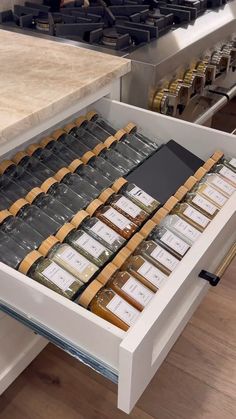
(1, 0), (236, 126)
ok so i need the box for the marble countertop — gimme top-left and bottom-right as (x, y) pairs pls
(0, 30), (131, 143)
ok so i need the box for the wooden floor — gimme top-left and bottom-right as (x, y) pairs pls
(0, 259), (235, 419)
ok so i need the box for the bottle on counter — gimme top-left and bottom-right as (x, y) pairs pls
(86, 199), (138, 240)
(122, 254), (168, 293)
(112, 178), (160, 214)
(86, 111), (154, 157)
(184, 191), (219, 219)
(40, 177), (88, 213)
(19, 250), (84, 299)
(158, 214), (201, 246)
(70, 210), (125, 252)
(25, 187), (74, 226)
(9, 198), (61, 238)
(78, 279), (140, 331)
(54, 167), (99, 201)
(98, 187), (149, 226)
(0, 209), (44, 251)
(212, 163), (236, 187)
(171, 203), (211, 232)
(56, 223), (112, 267)
(0, 231), (29, 270)
(97, 263), (155, 311)
(38, 236), (98, 283)
(68, 159), (111, 192)
(12, 151), (54, 183)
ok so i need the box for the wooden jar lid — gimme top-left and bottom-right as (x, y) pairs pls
(71, 210), (89, 228)
(86, 110), (98, 121)
(126, 233), (144, 252)
(63, 122), (76, 133)
(112, 177), (128, 193)
(96, 263), (118, 285)
(9, 198), (29, 216)
(51, 129), (65, 141)
(174, 186), (188, 201)
(25, 187), (44, 204)
(40, 136), (55, 147)
(54, 167), (70, 182)
(79, 280), (103, 308)
(81, 151), (96, 164)
(41, 177), (57, 193)
(75, 116), (87, 127)
(211, 150), (224, 162)
(152, 207), (169, 224)
(68, 159), (83, 173)
(104, 136), (117, 148)
(184, 176), (198, 191)
(27, 143), (42, 156)
(114, 129), (126, 141)
(194, 167), (207, 181)
(19, 250), (42, 275)
(86, 199), (103, 216)
(124, 122), (136, 134)
(38, 236), (59, 257)
(93, 143), (106, 155)
(0, 209), (12, 223)
(0, 160), (15, 175)
(164, 196), (179, 212)
(140, 219), (156, 238)
(112, 247), (132, 268)
(99, 188), (115, 204)
(203, 158), (216, 172)
(56, 223), (75, 242)
(12, 151), (29, 164)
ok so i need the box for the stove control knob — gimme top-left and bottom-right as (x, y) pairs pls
(210, 51), (230, 73)
(151, 89), (178, 117)
(222, 43), (236, 62)
(183, 70), (205, 95)
(169, 79), (191, 106)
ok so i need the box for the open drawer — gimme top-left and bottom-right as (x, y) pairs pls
(0, 98), (236, 413)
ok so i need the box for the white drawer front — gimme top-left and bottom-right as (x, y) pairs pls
(0, 98), (236, 413)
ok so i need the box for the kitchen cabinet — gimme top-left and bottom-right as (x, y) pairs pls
(0, 94), (235, 414)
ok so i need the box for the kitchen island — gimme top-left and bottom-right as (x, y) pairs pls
(0, 28), (130, 395)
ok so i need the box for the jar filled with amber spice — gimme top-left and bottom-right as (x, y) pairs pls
(78, 280), (140, 331)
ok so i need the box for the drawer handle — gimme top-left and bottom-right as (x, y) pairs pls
(199, 243), (236, 286)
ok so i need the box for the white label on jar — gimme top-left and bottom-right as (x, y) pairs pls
(192, 195), (218, 215)
(150, 245), (179, 272)
(129, 186), (155, 207)
(75, 232), (106, 259)
(138, 261), (167, 289)
(229, 158), (236, 168)
(173, 218), (201, 242)
(183, 206), (210, 228)
(104, 207), (131, 230)
(106, 295), (140, 326)
(201, 186), (227, 207)
(211, 175), (235, 196)
(115, 196), (141, 218)
(60, 247), (92, 273)
(121, 276), (154, 307)
(161, 230), (190, 255)
(219, 166), (236, 184)
(91, 220), (121, 245)
(42, 262), (75, 291)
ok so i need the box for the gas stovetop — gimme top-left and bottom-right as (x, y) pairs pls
(0, 0), (228, 52)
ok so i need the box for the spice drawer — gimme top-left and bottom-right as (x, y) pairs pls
(0, 98), (236, 414)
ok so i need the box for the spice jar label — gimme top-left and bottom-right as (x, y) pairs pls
(150, 245), (179, 271)
(229, 158), (236, 168)
(115, 196), (141, 218)
(201, 186), (227, 207)
(121, 276), (154, 307)
(129, 186), (154, 206)
(106, 295), (140, 326)
(42, 262), (76, 291)
(91, 220), (120, 245)
(183, 206), (210, 228)
(173, 219), (201, 242)
(219, 167), (236, 184)
(211, 176), (235, 195)
(60, 247), (92, 273)
(161, 230), (190, 255)
(104, 208), (131, 230)
(138, 261), (167, 288)
(75, 232), (106, 258)
(192, 195), (218, 215)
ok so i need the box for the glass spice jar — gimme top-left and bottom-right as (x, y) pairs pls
(86, 199), (138, 240)
(54, 167), (99, 201)
(190, 182), (228, 208)
(12, 151), (54, 183)
(38, 236), (98, 283)
(0, 209), (44, 251)
(171, 203), (211, 232)
(70, 210), (125, 252)
(112, 178), (160, 214)
(159, 214), (201, 246)
(68, 159), (111, 192)
(123, 121), (159, 150)
(19, 250), (83, 299)
(99, 188), (149, 226)
(220, 156), (236, 173)
(78, 279), (140, 331)
(27, 143), (67, 173)
(40, 136), (78, 166)
(184, 192), (219, 219)
(9, 198), (61, 238)
(25, 187), (74, 226)
(122, 254), (168, 293)
(0, 160), (40, 192)
(0, 192), (11, 211)
(81, 150), (125, 182)
(97, 263), (154, 311)
(212, 164), (236, 187)
(40, 177), (88, 213)
(56, 223), (112, 267)
(0, 230), (28, 269)
(149, 225), (190, 259)
(51, 128), (91, 159)
(0, 174), (28, 205)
